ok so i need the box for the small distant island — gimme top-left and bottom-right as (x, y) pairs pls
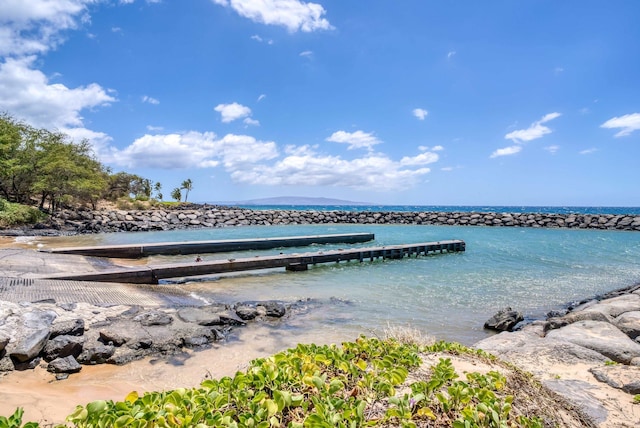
(219, 196), (374, 206)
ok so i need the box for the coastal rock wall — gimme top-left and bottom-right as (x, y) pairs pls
(47, 206), (640, 234)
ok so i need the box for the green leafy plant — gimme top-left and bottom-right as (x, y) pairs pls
(0, 408), (39, 428)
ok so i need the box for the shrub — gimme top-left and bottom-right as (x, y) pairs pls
(0, 199), (47, 228)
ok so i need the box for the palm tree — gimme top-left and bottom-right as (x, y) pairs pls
(181, 178), (193, 202)
(170, 187), (181, 202)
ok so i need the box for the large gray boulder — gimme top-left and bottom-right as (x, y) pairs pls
(615, 311), (640, 339)
(42, 335), (85, 361)
(47, 355), (82, 374)
(583, 294), (640, 318)
(9, 310), (58, 363)
(590, 365), (640, 394)
(545, 320), (640, 363)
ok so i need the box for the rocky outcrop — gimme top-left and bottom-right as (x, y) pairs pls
(0, 298), (291, 378)
(476, 284), (640, 427)
(484, 307), (524, 331)
(7, 206), (640, 235)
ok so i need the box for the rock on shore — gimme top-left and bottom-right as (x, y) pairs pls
(476, 284), (640, 428)
(0, 299), (290, 377)
(6, 205), (640, 235)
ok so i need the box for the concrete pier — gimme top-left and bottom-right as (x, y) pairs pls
(41, 233), (375, 258)
(43, 240), (465, 284)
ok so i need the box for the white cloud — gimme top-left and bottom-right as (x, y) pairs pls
(111, 26), (122, 33)
(431, 145), (444, 151)
(214, 102), (252, 123)
(243, 117), (260, 126)
(580, 148), (598, 155)
(0, 0), (95, 56)
(490, 145), (522, 158)
(251, 34), (263, 42)
(400, 151), (439, 166)
(326, 130), (381, 150)
(211, 0), (333, 32)
(441, 166), (454, 171)
(230, 147), (431, 191)
(107, 131), (278, 170)
(61, 126), (113, 157)
(299, 50), (313, 57)
(601, 113), (640, 137)
(142, 95), (159, 104)
(146, 125), (163, 131)
(0, 56), (115, 129)
(504, 112), (561, 143)
(412, 108), (428, 120)
(257, 94), (266, 102)
(447, 50), (456, 59)
(544, 145), (559, 154)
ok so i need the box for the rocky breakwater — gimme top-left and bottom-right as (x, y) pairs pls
(21, 205), (640, 234)
(0, 299), (289, 380)
(476, 284), (640, 427)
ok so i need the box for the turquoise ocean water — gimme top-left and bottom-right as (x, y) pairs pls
(40, 206), (640, 346)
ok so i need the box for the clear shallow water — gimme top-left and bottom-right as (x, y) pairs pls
(38, 223), (640, 345)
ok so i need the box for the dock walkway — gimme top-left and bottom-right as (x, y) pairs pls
(43, 240), (465, 284)
(41, 233), (375, 258)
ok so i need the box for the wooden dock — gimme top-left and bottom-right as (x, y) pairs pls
(40, 233), (375, 258)
(43, 240), (465, 284)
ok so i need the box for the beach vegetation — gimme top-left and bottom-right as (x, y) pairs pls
(0, 199), (47, 227)
(0, 408), (38, 428)
(53, 337), (552, 428)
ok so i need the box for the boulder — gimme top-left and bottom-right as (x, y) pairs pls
(258, 301), (287, 318)
(177, 308), (222, 326)
(50, 319), (85, 338)
(47, 356), (82, 374)
(99, 329), (129, 347)
(483, 307), (523, 332)
(77, 344), (115, 365)
(615, 311), (640, 339)
(589, 365), (640, 394)
(235, 305), (259, 320)
(545, 320), (640, 364)
(10, 328), (50, 363)
(42, 335), (85, 361)
(583, 294), (640, 318)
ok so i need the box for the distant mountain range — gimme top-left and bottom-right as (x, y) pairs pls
(216, 196), (374, 206)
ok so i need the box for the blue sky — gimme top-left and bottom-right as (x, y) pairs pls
(1, 1), (639, 206)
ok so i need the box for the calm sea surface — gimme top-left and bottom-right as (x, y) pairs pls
(36, 205), (640, 346)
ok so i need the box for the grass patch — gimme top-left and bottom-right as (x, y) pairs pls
(0, 199), (47, 228)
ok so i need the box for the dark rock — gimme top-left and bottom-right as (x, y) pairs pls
(127, 338), (153, 350)
(50, 319), (85, 338)
(47, 356), (82, 374)
(77, 344), (115, 365)
(56, 373), (70, 381)
(99, 329), (128, 346)
(484, 307), (524, 332)
(235, 305), (259, 320)
(544, 318), (569, 332)
(33, 298), (56, 304)
(13, 356), (41, 371)
(258, 301), (286, 318)
(134, 310), (173, 326)
(546, 310), (566, 319)
(217, 311), (247, 326)
(43, 335), (85, 361)
(10, 328), (50, 362)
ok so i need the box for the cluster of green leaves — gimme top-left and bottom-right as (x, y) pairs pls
(60, 337), (544, 428)
(0, 199), (46, 227)
(0, 408), (38, 428)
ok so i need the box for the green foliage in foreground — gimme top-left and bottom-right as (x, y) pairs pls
(0, 199), (46, 227)
(5, 337), (545, 427)
(0, 408), (38, 428)
(66, 337), (542, 428)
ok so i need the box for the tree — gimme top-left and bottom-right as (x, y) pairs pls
(181, 179), (193, 202)
(171, 187), (182, 202)
(153, 182), (162, 201)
